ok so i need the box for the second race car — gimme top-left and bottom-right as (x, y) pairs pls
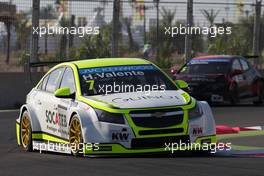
(173, 55), (264, 105)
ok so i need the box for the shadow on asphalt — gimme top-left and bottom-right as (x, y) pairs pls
(32, 150), (260, 159)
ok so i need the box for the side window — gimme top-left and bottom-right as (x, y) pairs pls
(60, 68), (76, 94)
(180, 65), (188, 74)
(41, 75), (49, 91)
(232, 59), (242, 70)
(46, 68), (65, 93)
(240, 59), (249, 71)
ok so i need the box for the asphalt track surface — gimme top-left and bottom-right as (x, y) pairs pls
(0, 106), (264, 176)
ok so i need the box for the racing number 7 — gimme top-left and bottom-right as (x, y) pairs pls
(86, 80), (95, 90)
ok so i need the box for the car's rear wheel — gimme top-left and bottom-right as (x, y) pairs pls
(253, 81), (264, 105)
(20, 111), (32, 152)
(69, 116), (83, 156)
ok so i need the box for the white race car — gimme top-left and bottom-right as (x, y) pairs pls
(16, 58), (216, 156)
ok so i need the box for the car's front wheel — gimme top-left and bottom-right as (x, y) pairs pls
(69, 115), (83, 156)
(20, 111), (32, 152)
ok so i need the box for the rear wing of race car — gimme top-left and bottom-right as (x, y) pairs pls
(29, 60), (75, 67)
(243, 55), (259, 59)
(27, 59), (77, 82)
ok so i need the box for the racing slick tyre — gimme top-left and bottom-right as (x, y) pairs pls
(69, 115), (84, 157)
(230, 84), (239, 105)
(20, 111), (32, 152)
(253, 81), (264, 105)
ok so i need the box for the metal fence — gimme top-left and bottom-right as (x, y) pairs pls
(0, 0), (263, 72)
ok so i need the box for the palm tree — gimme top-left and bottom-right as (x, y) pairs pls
(15, 12), (31, 50)
(160, 7), (176, 26)
(123, 17), (137, 51)
(201, 9), (220, 26)
(99, 1), (109, 18)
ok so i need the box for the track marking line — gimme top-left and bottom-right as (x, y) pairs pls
(217, 130), (264, 140)
(0, 109), (19, 113)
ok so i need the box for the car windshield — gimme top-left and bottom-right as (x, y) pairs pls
(79, 64), (177, 96)
(181, 59), (230, 74)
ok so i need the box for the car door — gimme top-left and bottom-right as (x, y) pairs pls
(231, 58), (246, 98)
(39, 67), (65, 136)
(239, 58), (254, 97)
(32, 74), (50, 132)
(55, 67), (77, 140)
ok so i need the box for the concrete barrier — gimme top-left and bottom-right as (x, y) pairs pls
(0, 72), (43, 109)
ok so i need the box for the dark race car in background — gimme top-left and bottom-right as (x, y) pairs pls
(173, 55), (264, 105)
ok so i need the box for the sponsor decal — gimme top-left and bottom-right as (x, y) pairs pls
(112, 95), (180, 103)
(80, 65), (155, 74)
(82, 71), (144, 80)
(111, 128), (129, 141)
(45, 110), (67, 128)
(190, 59), (229, 64)
(191, 125), (203, 136)
(79, 65), (156, 81)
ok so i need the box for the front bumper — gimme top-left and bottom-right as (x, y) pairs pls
(190, 92), (229, 104)
(83, 135), (217, 156)
(16, 99), (217, 156)
(188, 83), (230, 104)
(81, 101), (216, 156)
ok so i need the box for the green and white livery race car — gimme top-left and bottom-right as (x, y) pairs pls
(16, 58), (216, 156)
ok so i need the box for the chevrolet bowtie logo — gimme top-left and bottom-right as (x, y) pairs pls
(152, 112), (165, 118)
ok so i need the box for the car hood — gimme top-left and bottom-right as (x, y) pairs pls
(85, 90), (190, 109)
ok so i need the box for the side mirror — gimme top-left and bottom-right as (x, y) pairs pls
(231, 69), (242, 76)
(54, 87), (75, 99)
(175, 80), (189, 89)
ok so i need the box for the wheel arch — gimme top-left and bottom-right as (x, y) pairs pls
(17, 105), (31, 147)
(68, 111), (87, 143)
(68, 108), (96, 144)
(199, 101), (216, 135)
(18, 104), (41, 132)
(68, 111), (78, 127)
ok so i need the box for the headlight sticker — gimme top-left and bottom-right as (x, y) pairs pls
(181, 92), (191, 103)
